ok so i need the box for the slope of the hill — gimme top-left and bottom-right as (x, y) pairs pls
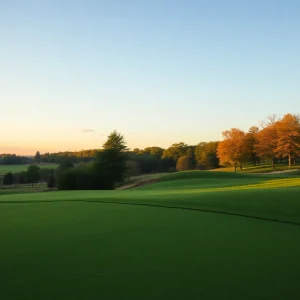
(1, 171), (300, 300)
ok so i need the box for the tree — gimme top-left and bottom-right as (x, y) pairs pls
(94, 148), (128, 189)
(0, 154), (29, 165)
(275, 114), (300, 167)
(57, 132), (129, 190)
(162, 142), (188, 162)
(97, 130), (129, 188)
(103, 130), (128, 152)
(26, 165), (40, 187)
(254, 120), (279, 169)
(142, 147), (164, 158)
(245, 126), (260, 166)
(176, 156), (193, 171)
(59, 158), (74, 170)
(47, 170), (56, 189)
(3, 172), (14, 185)
(126, 160), (140, 178)
(195, 142), (219, 169)
(35, 151), (41, 164)
(217, 128), (248, 172)
(18, 171), (27, 184)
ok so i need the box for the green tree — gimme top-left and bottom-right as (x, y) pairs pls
(35, 151), (41, 164)
(142, 147), (164, 158)
(162, 142), (188, 162)
(3, 172), (14, 185)
(47, 170), (56, 189)
(126, 160), (140, 178)
(26, 165), (40, 187)
(94, 148), (128, 189)
(195, 142), (219, 169)
(59, 158), (74, 171)
(18, 171), (27, 184)
(103, 130), (128, 152)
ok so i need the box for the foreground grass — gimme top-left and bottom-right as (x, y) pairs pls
(0, 163), (58, 175)
(1, 171), (300, 300)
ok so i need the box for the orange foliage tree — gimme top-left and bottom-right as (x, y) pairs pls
(244, 126), (260, 166)
(217, 128), (249, 172)
(275, 114), (300, 167)
(254, 116), (279, 169)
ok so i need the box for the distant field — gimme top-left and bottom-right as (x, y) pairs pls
(0, 163), (58, 175)
(1, 171), (300, 299)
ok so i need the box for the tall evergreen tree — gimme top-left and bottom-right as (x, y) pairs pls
(102, 130), (128, 152)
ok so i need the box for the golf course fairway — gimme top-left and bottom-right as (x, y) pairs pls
(1, 171), (300, 300)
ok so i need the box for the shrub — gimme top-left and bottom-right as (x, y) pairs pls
(3, 172), (14, 185)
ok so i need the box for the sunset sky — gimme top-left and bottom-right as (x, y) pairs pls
(1, 0), (300, 155)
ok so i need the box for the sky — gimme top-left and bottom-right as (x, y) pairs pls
(1, 0), (300, 155)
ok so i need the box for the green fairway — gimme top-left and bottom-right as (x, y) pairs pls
(1, 171), (300, 300)
(0, 163), (58, 175)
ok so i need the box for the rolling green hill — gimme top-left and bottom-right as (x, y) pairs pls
(1, 171), (300, 300)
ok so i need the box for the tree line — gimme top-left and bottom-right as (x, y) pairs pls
(1, 165), (50, 187)
(1, 142), (220, 174)
(1, 131), (220, 190)
(1, 113), (299, 189)
(217, 113), (300, 171)
(0, 154), (31, 165)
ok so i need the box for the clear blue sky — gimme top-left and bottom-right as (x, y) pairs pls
(1, 0), (299, 155)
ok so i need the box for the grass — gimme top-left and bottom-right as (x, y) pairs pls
(213, 163), (300, 174)
(0, 183), (48, 195)
(0, 163), (58, 175)
(1, 171), (300, 300)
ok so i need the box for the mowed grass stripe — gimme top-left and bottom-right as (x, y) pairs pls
(1, 198), (299, 226)
(1, 171), (300, 225)
(1, 202), (300, 300)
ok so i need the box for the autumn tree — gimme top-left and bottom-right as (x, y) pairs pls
(176, 156), (193, 171)
(275, 114), (300, 167)
(217, 128), (248, 172)
(244, 126), (260, 166)
(254, 117), (279, 169)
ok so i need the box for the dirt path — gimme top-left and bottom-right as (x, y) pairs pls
(117, 179), (159, 190)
